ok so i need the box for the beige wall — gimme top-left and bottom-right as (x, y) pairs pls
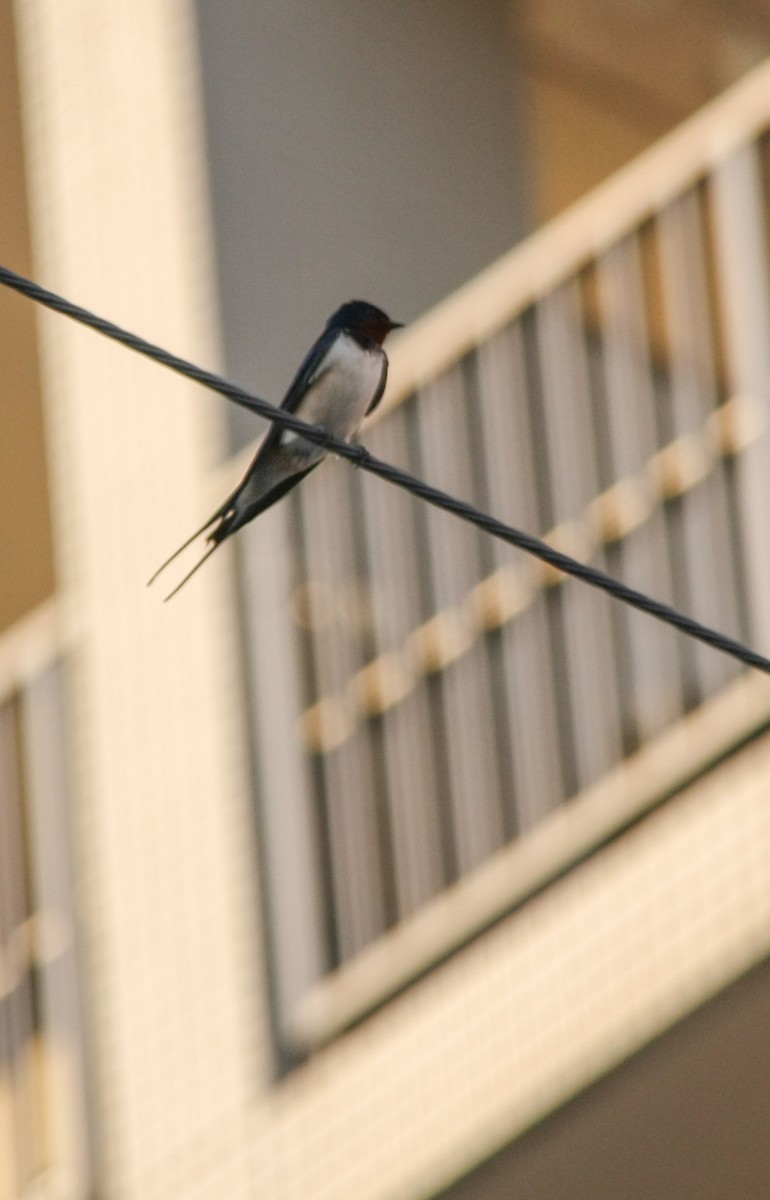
(193, 0), (531, 448)
(444, 955), (770, 1199)
(516, 0), (770, 220)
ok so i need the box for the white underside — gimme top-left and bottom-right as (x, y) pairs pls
(280, 333), (384, 452)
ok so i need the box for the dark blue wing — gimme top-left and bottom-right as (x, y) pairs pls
(247, 326), (337, 462)
(280, 326), (338, 413)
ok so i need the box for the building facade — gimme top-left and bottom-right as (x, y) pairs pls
(3, 3), (770, 1198)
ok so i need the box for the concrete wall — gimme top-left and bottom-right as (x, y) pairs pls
(443, 956), (770, 1200)
(193, 0), (530, 445)
(0, 0), (54, 630)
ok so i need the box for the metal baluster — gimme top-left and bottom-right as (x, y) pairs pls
(711, 143), (770, 652)
(0, 702), (19, 1197)
(475, 325), (566, 830)
(536, 284), (624, 789)
(240, 505), (328, 1023)
(0, 699), (39, 1190)
(657, 190), (742, 700)
(360, 408), (447, 916)
(597, 235), (683, 741)
(296, 465), (386, 960)
(416, 368), (505, 876)
(20, 665), (92, 1187)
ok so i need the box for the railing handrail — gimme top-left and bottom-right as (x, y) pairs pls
(377, 56), (770, 417)
(0, 598), (68, 702)
(290, 669), (770, 1049)
(211, 56), (770, 503)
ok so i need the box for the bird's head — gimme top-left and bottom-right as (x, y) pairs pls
(327, 300), (403, 346)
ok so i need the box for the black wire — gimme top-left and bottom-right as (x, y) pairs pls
(3, 261), (770, 676)
(0, 265), (327, 442)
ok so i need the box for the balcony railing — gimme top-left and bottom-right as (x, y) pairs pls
(235, 60), (770, 1052)
(0, 603), (90, 1200)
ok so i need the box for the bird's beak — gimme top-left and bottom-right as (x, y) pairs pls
(390, 320), (404, 330)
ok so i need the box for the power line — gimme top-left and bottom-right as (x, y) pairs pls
(2, 261), (770, 676)
(0, 265), (326, 442)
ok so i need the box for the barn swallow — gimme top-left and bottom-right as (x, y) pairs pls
(149, 300), (402, 598)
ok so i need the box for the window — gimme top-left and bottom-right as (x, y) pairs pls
(0, 645), (91, 1198)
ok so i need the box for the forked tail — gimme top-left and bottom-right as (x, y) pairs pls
(147, 497), (235, 600)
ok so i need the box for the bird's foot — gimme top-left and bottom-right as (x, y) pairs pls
(347, 443), (372, 469)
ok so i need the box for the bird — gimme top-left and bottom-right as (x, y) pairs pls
(149, 299), (402, 599)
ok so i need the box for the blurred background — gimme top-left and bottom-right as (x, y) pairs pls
(3, 2), (770, 1198)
